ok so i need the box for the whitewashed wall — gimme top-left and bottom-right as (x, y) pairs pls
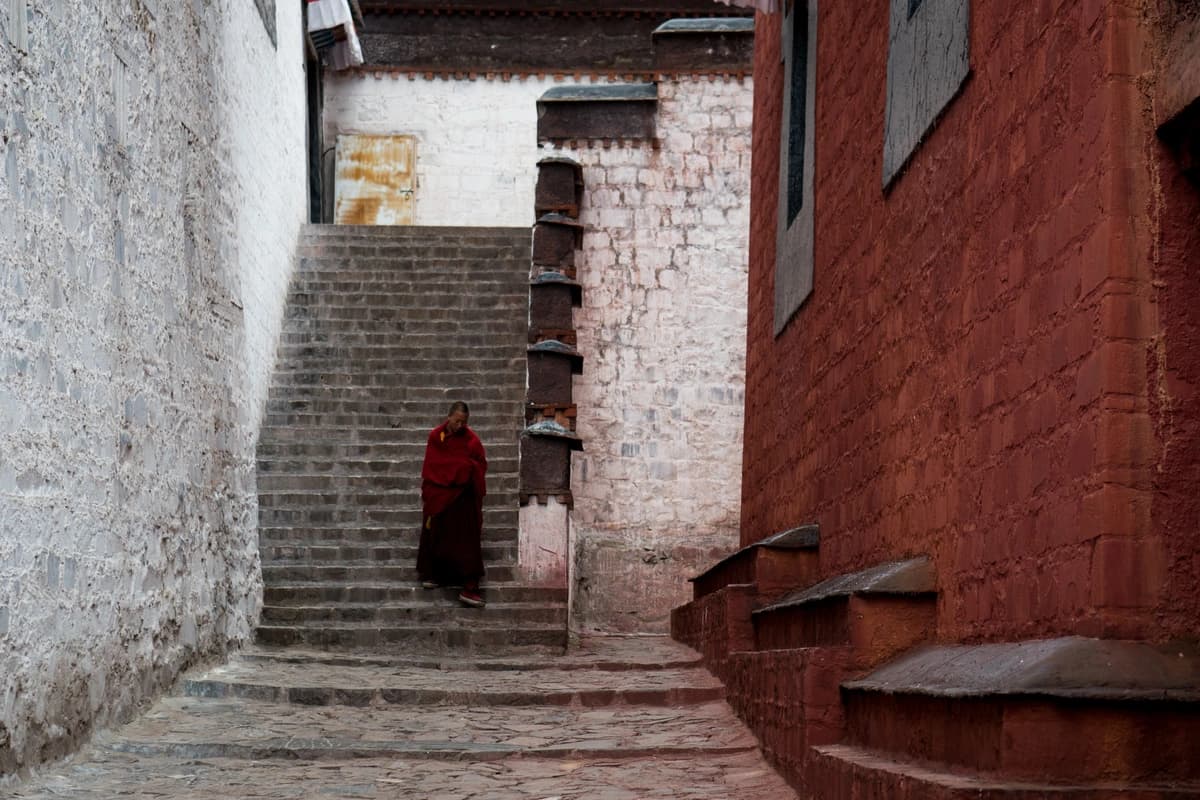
(555, 77), (754, 633)
(324, 74), (580, 226)
(0, 0), (306, 775)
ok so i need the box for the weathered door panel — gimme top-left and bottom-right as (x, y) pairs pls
(334, 134), (416, 225)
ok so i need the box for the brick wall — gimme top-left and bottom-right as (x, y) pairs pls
(0, 1), (306, 774)
(551, 76), (754, 633)
(743, 2), (1198, 642)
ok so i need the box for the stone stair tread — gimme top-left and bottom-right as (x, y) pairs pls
(186, 659), (724, 697)
(261, 601), (562, 611)
(809, 744), (1200, 798)
(100, 695), (754, 759)
(7, 751), (795, 799)
(240, 636), (701, 670)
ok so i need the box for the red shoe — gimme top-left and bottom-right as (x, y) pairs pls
(458, 589), (485, 608)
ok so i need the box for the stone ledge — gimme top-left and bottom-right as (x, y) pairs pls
(756, 555), (935, 615)
(537, 84), (658, 141)
(844, 637), (1200, 703)
(652, 17), (754, 73)
(691, 524), (819, 583)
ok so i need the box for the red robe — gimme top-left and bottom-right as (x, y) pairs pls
(416, 423), (487, 586)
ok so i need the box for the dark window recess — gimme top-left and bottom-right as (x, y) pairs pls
(254, 0), (278, 48)
(907, 0), (924, 19)
(786, 2), (808, 226)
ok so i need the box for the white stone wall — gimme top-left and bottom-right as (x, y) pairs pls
(556, 77), (753, 633)
(0, 0), (306, 774)
(323, 74), (592, 226)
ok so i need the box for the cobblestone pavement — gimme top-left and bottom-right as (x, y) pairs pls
(5, 637), (798, 799)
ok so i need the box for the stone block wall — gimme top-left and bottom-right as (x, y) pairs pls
(0, 0), (306, 775)
(548, 76), (754, 633)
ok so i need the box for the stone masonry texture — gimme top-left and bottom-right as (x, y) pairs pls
(0, 0), (307, 775)
(553, 76), (754, 634)
(5, 637), (799, 799)
(742, 2), (1200, 643)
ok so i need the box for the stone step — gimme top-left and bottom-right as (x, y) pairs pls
(258, 440), (517, 457)
(264, 582), (565, 606)
(260, 564), (518, 583)
(239, 636), (703, 671)
(283, 305), (526, 322)
(259, 526), (518, 546)
(253, 623), (568, 654)
(260, 542), (518, 565)
(258, 508), (517, 527)
(264, 398), (526, 415)
(260, 601), (565, 626)
(287, 281), (526, 297)
(838, 638), (1200, 787)
(275, 343), (522, 359)
(752, 556), (937, 659)
(690, 525), (821, 603)
(97, 695), (759, 763)
(266, 383), (526, 401)
(258, 423), (522, 439)
(183, 657), (724, 707)
(279, 331), (530, 347)
(807, 744), (1200, 799)
(289, 273), (528, 290)
(256, 472), (520, 490)
(255, 491), (519, 509)
(285, 291), (529, 308)
(254, 476), (518, 497)
(270, 358), (523, 373)
(297, 242), (529, 257)
(267, 372), (525, 388)
(278, 319), (527, 336)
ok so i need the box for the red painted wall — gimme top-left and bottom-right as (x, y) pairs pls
(742, 1), (1199, 642)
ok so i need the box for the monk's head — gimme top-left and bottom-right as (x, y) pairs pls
(445, 401), (470, 435)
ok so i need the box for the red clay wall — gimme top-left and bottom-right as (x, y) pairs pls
(742, 1), (1199, 642)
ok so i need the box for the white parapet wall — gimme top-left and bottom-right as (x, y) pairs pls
(0, 0), (306, 774)
(554, 76), (754, 633)
(323, 73), (609, 227)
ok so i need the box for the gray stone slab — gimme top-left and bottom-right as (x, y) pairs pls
(538, 83), (657, 103)
(689, 525), (819, 583)
(653, 18), (755, 35)
(756, 555), (935, 613)
(844, 636), (1200, 702)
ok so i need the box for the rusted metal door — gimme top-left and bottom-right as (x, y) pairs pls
(333, 134), (416, 225)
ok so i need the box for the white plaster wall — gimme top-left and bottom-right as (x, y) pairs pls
(518, 498), (570, 587)
(557, 77), (754, 633)
(324, 74), (601, 226)
(0, 0), (305, 775)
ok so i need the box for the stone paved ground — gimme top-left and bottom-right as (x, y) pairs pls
(5, 637), (797, 799)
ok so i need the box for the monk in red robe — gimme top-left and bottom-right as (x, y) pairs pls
(416, 401), (488, 607)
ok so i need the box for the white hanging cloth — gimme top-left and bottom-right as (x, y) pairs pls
(307, 0), (364, 69)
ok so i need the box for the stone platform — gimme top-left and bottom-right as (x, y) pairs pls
(5, 636), (797, 799)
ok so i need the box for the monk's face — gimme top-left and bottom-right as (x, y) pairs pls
(446, 411), (469, 435)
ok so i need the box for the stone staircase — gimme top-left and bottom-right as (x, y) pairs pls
(7, 638), (798, 798)
(673, 534), (1200, 798)
(255, 224), (567, 653)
